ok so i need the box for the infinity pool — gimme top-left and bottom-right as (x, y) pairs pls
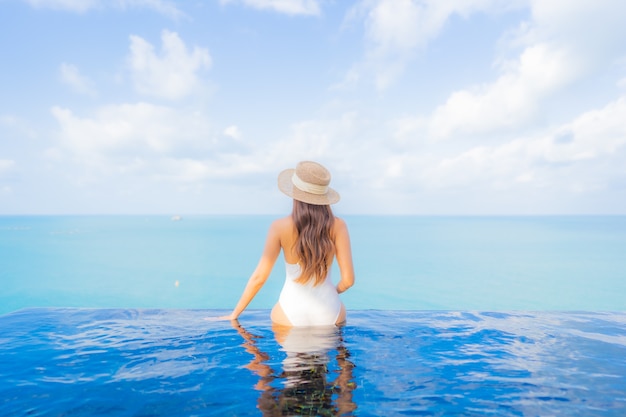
(1, 308), (625, 416)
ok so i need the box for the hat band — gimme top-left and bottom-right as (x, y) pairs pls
(292, 173), (328, 195)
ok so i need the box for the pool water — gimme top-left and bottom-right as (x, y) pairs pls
(1, 308), (625, 416)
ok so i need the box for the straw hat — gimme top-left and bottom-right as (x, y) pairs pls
(277, 161), (340, 205)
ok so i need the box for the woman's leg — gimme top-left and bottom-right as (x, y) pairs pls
(335, 303), (347, 326)
(273, 301), (346, 326)
(271, 302), (292, 327)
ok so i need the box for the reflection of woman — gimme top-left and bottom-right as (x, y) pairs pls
(219, 161), (355, 326)
(233, 321), (357, 416)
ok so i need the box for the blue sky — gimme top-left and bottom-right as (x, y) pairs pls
(1, 0), (625, 215)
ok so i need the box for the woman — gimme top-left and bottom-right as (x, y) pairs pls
(219, 161), (355, 326)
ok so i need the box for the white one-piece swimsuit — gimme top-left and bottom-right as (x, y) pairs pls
(278, 262), (342, 326)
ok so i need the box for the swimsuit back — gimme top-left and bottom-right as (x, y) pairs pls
(278, 262), (342, 326)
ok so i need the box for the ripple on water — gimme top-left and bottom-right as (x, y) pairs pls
(1, 309), (625, 416)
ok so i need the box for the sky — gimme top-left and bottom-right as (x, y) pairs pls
(1, 0), (625, 215)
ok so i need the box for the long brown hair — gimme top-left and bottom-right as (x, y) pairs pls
(292, 200), (335, 286)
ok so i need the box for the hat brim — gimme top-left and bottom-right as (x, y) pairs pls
(277, 168), (340, 205)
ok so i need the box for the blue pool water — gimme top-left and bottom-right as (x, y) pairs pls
(1, 308), (625, 416)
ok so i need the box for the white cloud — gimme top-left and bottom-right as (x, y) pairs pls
(0, 160), (16, 176)
(59, 63), (97, 96)
(137, 112), (365, 185)
(342, 0), (522, 90)
(128, 30), (212, 100)
(51, 102), (213, 158)
(396, 95), (626, 192)
(158, 113), (362, 185)
(428, 43), (580, 139)
(220, 0), (320, 16)
(223, 125), (242, 140)
(24, 0), (98, 12)
(156, 155), (265, 183)
(49, 102), (264, 186)
(340, 0), (626, 139)
(266, 112), (360, 165)
(157, 158), (214, 183)
(24, 0), (185, 19)
(391, 0), (626, 140)
(526, 0), (626, 60)
(543, 97), (626, 164)
(123, 0), (185, 19)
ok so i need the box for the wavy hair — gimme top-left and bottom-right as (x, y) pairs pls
(292, 200), (335, 286)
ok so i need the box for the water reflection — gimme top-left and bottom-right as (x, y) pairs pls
(232, 322), (357, 416)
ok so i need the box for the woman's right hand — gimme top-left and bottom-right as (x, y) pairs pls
(204, 314), (238, 322)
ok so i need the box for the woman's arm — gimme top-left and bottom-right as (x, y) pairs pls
(334, 218), (355, 294)
(221, 221), (282, 320)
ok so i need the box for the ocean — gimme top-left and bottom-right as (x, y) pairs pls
(1, 215), (625, 314)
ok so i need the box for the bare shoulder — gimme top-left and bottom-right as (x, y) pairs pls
(270, 216), (294, 236)
(334, 216), (347, 227)
(333, 216), (349, 234)
(272, 215), (293, 229)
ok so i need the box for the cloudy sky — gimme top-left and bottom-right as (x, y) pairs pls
(1, 0), (625, 215)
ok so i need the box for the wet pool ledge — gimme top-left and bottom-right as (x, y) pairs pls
(1, 309), (626, 416)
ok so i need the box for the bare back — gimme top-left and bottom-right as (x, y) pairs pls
(272, 215), (354, 287)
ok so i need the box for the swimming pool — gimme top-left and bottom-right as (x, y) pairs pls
(1, 308), (625, 416)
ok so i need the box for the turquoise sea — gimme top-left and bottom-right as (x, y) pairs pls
(1, 215), (625, 314)
(1, 216), (626, 416)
